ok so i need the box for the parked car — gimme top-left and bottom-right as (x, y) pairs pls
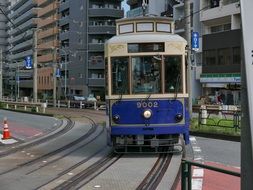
(73, 96), (85, 101)
(86, 95), (97, 102)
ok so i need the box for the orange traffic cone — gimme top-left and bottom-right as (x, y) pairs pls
(2, 118), (11, 140)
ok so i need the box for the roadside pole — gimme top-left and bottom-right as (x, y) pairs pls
(240, 1), (253, 189)
(53, 48), (57, 107)
(0, 49), (2, 100)
(33, 29), (38, 103)
(184, 0), (192, 116)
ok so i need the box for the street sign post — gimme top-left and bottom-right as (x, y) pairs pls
(24, 56), (32, 69)
(191, 32), (199, 51)
(56, 68), (61, 78)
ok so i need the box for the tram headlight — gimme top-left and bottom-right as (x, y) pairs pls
(175, 113), (183, 123)
(143, 109), (152, 119)
(112, 114), (120, 123)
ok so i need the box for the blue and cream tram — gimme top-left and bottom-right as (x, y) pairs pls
(104, 16), (190, 153)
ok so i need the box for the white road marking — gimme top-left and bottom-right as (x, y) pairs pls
(192, 178), (203, 190)
(190, 136), (204, 190)
(192, 168), (204, 177)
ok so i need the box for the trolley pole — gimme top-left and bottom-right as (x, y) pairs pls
(184, 0), (192, 116)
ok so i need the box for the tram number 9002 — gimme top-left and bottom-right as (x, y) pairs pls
(137, 101), (159, 108)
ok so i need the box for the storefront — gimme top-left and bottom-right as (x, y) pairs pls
(200, 73), (241, 105)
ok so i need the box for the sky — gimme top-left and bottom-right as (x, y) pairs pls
(122, 0), (130, 16)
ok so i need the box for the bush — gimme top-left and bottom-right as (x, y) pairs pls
(31, 107), (37, 112)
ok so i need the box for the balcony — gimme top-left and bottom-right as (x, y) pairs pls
(88, 43), (104, 52)
(13, 8), (38, 27)
(9, 30), (33, 45)
(38, 14), (59, 28)
(37, 0), (53, 7)
(38, 26), (59, 40)
(88, 8), (123, 18)
(59, 0), (70, 12)
(38, 1), (59, 17)
(38, 54), (54, 63)
(8, 19), (37, 36)
(88, 25), (116, 34)
(9, 49), (33, 60)
(20, 79), (33, 88)
(88, 78), (105, 87)
(10, 0), (28, 11)
(37, 39), (59, 50)
(126, 0), (138, 5)
(200, 1), (240, 22)
(11, 39), (33, 53)
(59, 16), (69, 26)
(88, 60), (104, 69)
(126, 7), (145, 18)
(9, 0), (38, 19)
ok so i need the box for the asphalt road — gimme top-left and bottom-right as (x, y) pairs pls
(195, 136), (240, 167)
(0, 109), (61, 141)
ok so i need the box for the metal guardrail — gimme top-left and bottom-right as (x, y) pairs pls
(1, 97), (106, 112)
(198, 105), (241, 131)
(0, 100), (47, 113)
(181, 159), (240, 190)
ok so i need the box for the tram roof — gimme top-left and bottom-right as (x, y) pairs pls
(106, 33), (186, 44)
(116, 16), (174, 23)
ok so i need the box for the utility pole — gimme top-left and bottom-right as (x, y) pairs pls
(0, 49), (2, 100)
(33, 29), (38, 103)
(184, 0), (192, 116)
(53, 48), (57, 107)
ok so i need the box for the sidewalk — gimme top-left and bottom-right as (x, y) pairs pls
(175, 161), (240, 190)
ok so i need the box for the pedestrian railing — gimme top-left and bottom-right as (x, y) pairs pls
(181, 159), (240, 190)
(0, 101), (47, 113)
(198, 105), (241, 131)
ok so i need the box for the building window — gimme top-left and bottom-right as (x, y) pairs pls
(218, 48), (231, 65)
(210, 23), (231, 34)
(210, 0), (220, 8)
(233, 47), (240, 65)
(203, 50), (216, 65)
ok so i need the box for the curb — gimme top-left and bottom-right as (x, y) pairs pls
(190, 131), (240, 142)
(0, 108), (54, 117)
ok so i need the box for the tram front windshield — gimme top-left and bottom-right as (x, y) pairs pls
(111, 55), (182, 95)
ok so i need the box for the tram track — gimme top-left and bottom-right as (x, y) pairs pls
(0, 115), (103, 176)
(0, 117), (71, 158)
(49, 152), (122, 190)
(136, 153), (173, 190)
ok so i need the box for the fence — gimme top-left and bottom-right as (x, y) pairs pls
(1, 97), (106, 111)
(1, 101), (47, 113)
(198, 105), (241, 131)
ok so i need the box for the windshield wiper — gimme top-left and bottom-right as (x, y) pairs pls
(173, 75), (181, 101)
(116, 88), (123, 104)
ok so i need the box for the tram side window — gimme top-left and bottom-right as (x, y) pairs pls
(111, 57), (129, 95)
(164, 56), (182, 93)
(132, 56), (161, 94)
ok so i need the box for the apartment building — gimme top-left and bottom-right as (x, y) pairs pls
(59, 0), (123, 100)
(200, 0), (241, 105)
(6, 0), (38, 98)
(126, 0), (170, 17)
(1, 0), (9, 96)
(37, 0), (59, 99)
